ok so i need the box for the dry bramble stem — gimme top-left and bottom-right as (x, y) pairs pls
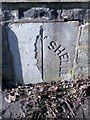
(2, 76), (90, 119)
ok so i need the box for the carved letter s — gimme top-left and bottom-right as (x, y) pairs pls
(48, 41), (56, 50)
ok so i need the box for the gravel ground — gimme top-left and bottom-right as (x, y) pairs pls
(0, 77), (90, 119)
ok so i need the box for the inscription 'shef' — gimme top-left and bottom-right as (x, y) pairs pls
(48, 41), (69, 77)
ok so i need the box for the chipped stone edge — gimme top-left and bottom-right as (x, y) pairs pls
(72, 22), (90, 79)
(72, 25), (82, 79)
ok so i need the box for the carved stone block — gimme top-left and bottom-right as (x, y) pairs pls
(7, 22), (79, 84)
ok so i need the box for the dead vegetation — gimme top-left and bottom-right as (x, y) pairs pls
(3, 77), (90, 119)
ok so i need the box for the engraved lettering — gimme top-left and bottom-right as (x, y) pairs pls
(48, 41), (57, 50)
(48, 41), (69, 77)
(54, 45), (61, 53)
(59, 53), (68, 59)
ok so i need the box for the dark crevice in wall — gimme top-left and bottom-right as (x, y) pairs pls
(2, 2), (90, 10)
(34, 25), (44, 80)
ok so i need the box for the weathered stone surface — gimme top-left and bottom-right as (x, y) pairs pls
(1, 7), (89, 22)
(23, 8), (58, 20)
(24, 8), (39, 18)
(61, 9), (90, 20)
(21, 8), (90, 21)
(2, 10), (19, 21)
(6, 22), (79, 84)
(43, 22), (79, 82)
(1, 92), (25, 118)
(74, 23), (89, 78)
(7, 23), (43, 84)
(0, 8), (3, 21)
(75, 98), (89, 118)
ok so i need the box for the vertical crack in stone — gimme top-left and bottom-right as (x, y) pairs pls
(34, 35), (39, 60)
(72, 25), (83, 79)
(76, 26), (82, 64)
(34, 34), (41, 71)
(34, 25), (43, 79)
(40, 25), (44, 80)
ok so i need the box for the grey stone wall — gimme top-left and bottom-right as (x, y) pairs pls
(1, 2), (90, 84)
(1, 7), (90, 22)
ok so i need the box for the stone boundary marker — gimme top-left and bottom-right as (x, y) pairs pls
(6, 21), (89, 84)
(1, 2), (89, 84)
(7, 22), (79, 84)
(1, 0), (89, 2)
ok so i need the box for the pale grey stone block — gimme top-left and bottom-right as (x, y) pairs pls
(74, 23), (89, 78)
(7, 23), (43, 84)
(43, 22), (79, 81)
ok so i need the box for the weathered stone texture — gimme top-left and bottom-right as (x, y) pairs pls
(24, 8), (59, 20)
(1, 8), (90, 21)
(6, 22), (79, 83)
(23, 8), (90, 21)
(2, 3), (89, 84)
(74, 23), (89, 78)
(2, 10), (18, 21)
(4, 21), (89, 83)
(7, 23), (43, 84)
(61, 9), (90, 20)
(43, 22), (79, 81)
(1, 92), (25, 118)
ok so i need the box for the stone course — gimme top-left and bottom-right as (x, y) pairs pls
(1, 8), (90, 21)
